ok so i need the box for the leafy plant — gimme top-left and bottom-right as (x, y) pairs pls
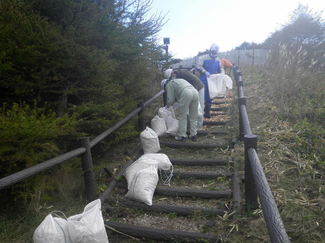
(0, 103), (78, 204)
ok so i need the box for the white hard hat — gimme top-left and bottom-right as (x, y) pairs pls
(209, 43), (219, 58)
(163, 69), (173, 79)
(210, 43), (219, 52)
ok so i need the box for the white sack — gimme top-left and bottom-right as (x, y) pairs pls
(158, 107), (178, 135)
(67, 199), (108, 243)
(140, 127), (160, 154)
(207, 74), (233, 99)
(33, 214), (70, 243)
(140, 153), (172, 171)
(125, 165), (159, 206)
(140, 153), (173, 186)
(197, 103), (204, 129)
(124, 158), (158, 189)
(150, 115), (167, 136)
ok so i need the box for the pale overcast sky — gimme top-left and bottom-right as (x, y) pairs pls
(149, 0), (325, 59)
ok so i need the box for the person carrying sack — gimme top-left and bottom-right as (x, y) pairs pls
(195, 43), (223, 118)
(163, 69), (199, 142)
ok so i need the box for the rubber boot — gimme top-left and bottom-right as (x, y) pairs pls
(204, 104), (211, 118)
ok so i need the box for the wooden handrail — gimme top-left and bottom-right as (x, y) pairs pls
(0, 90), (164, 191)
(0, 147), (85, 190)
(248, 148), (290, 243)
(90, 90), (163, 148)
(233, 67), (290, 243)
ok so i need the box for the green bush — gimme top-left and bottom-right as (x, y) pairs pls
(0, 103), (78, 204)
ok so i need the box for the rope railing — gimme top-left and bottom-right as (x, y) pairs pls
(233, 66), (290, 243)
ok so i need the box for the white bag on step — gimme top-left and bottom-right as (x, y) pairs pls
(158, 107), (178, 135)
(140, 153), (172, 171)
(67, 199), (108, 243)
(150, 115), (167, 136)
(33, 214), (70, 243)
(140, 153), (173, 186)
(125, 164), (159, 206)
(124, 158), (158, 190)
(140, 127), (160, 153)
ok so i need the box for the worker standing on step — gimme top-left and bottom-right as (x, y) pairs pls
(196, 43), (223, 118)
(174, 67), (205, 129)
(163, 68), (199, 142)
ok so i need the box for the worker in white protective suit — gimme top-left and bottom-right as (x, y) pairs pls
(163, 69), (199, 142)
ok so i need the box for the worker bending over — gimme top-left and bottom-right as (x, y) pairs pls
(163, 69), (199, 142)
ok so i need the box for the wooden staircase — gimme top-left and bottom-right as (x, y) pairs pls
(102, 96), (241, 242)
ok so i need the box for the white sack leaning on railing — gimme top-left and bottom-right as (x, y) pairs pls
(207, 74), (233, 98)
(124, 153), (173, 206)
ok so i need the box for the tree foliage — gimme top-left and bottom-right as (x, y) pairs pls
(261, 5), (324, 164)
(0, 0), (165, 204)
(0, 0), (165, 117)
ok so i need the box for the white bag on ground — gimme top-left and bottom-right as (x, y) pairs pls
(67, 199), (108, 243)
(140, 153), (172, 171)
(140, 127), (160, 153)
(158, 107), (178, 135)
(33, 214), (70, 243)
(125, 164), (159, 206)
(150, 115), (167, 136)
(124, 158), (158, 189)
(140, 153), (173, 186)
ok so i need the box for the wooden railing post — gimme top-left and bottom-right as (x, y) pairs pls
(137, 101), (145, 131)
(81, 137), (98, 202)
(238, 97), (246, 140)
(244, 134), (258, 211)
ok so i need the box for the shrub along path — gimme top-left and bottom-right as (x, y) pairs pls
(101, 94), (240, 242)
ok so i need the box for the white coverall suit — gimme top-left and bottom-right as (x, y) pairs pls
(165, 78), (199, 138)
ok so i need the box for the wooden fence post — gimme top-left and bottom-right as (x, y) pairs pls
(244, 134), (258, 211)
(138, 102), (145, 131)
(81, 137), (98, 202)
(238, 97), (246, 140)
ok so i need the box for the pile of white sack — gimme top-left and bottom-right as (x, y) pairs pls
(150, 106), (179, 137)
(33, 199), (109, 243)
(124, 153), (173, 206)
(150, 104), (204, 137)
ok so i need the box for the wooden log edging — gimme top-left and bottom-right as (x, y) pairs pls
(173, 171), (232, 179)
(105, 221), (221, 242)
(107, 199), (226, 216)
(210, 107), (228, 112)
(155, 187), (232, 199)
(160, 141), (227, 149)
(197, 130), (228, 136)
(170, 159), (227, 166)
(203, 121), (227, 126)
(212, 101), (227, 105)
